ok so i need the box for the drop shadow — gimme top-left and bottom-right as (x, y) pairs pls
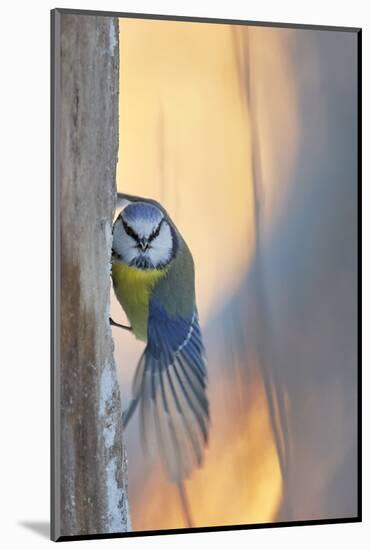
(18, 521), (50, 539)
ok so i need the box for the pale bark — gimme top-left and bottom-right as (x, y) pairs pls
(52, 11), (130, 539)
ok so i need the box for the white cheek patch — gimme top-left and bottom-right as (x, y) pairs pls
(148, 223), (173, 266)
(113, 224), (137, 263)
(120, 234), (138, 264)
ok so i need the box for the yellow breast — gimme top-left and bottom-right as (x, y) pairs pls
(111, 261), (167, 341)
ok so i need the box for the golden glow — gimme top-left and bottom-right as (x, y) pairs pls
(242, 27), (299, 226)
(117, 19), (255, 322)
(117, 21), (299, 322)
(131, 371), (282, 530)
(115, 18), (300, 530)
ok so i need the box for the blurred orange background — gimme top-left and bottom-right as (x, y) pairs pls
(112, 18), (358, 531)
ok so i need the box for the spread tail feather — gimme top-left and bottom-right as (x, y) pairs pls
(177, 481), (193, 528)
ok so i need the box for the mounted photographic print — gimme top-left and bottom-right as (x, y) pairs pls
(51, 8), (361, 542)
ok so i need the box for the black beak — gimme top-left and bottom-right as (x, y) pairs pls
(138, 240), (149, 252)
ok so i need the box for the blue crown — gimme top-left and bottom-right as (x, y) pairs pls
(123, 201), (163, 224)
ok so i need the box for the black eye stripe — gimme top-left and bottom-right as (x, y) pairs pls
(121, 217), (140, 243)
(121, 215), (166, 244)
(148, 218), (165, 242)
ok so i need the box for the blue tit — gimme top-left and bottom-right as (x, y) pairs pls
(111, 193), (209, 483)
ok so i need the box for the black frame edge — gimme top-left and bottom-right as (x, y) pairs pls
(55, 516), (361, 543)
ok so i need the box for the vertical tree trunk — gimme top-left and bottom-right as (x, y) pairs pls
(52, 11), (130, 539)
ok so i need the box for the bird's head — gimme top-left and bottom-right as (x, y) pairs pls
(112, 201), (176, 269)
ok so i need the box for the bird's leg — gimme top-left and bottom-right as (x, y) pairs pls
(109, 317), (132, 331)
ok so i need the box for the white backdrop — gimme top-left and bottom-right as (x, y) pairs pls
(0, 0), (367, 548)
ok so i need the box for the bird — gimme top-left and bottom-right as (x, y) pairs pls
(111, 193), (209, 496)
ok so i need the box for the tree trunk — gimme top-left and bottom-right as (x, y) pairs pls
(52, 11), (130, 539)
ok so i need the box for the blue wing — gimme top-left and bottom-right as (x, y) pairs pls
(123, 299), (209, 482)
